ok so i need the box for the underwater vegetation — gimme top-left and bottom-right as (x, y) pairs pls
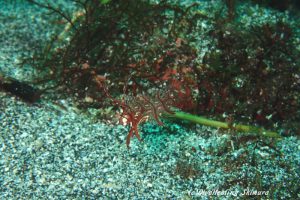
(203, 20), (300, 131)
(21, 0), (300, 146)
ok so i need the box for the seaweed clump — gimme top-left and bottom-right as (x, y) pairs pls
(24, 0), (204, 145)
(201, 19), (300, 133)
(25, 0), (199, 105)
(23, 0), (299, 143)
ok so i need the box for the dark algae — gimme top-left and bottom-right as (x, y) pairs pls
(23, 0), (299, 139)
(0, 73), (41, 103)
